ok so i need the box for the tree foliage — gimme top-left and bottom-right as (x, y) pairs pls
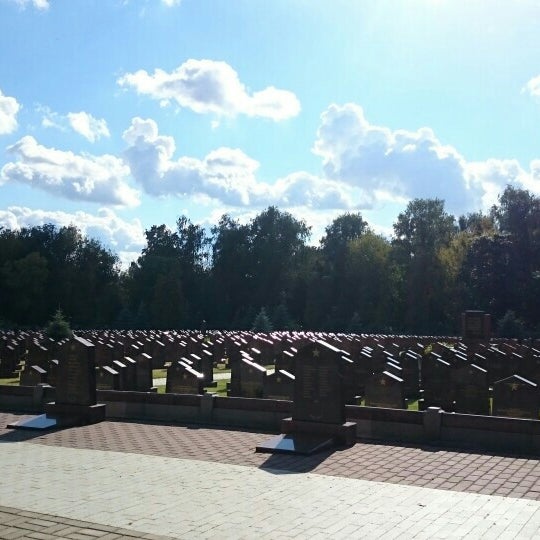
(45, 308), (72, 341)
(1, 192), (539, 335)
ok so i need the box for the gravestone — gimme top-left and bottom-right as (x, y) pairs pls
(165, 361), (204, 394)
(485, 347), (514, 385)
(364, 371), (406, 409)
(20, 364), (47, 386)
(239, 356), (266, 398)
(263, 369), (294, 400)
(112, 360), (127, 390)
(226, 341), (243, 396)
(27, 342), (49, 369)
(135, 352), (154, 391)
(275, 349), (295, 373)
(256, 340), (356, 455)
(451, 362), (490, 415)
(0, 344), (18, 377)
(401, 350), (421, 399)
(47, 358), (59, 387)
(96, 365), (120, 390)
(492, 374), (539, 419)
(120, 356), (137, 390)
(8, 335), (106, 430)
(420, 354), (454, 411)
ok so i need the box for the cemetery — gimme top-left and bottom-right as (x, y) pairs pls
(3, 315), (540, 455)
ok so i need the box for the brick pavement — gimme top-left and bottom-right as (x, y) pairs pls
(2, 411), (540, 538)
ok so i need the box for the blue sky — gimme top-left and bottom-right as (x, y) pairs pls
(1, 0), (540, 266)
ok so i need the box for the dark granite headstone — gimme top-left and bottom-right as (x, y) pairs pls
(122, 356), (137, 390)
(293, 340), (345, 424)
(96, 365), (120, 390)
(365, 371), (406, 409)
(492, 374), (539, 419)
(420, 354), (454, 411)
(47, 358), (59, 387)
(275, 349), (295, 373)
(263, 369), (294, 400)
(20, 364), (47, 386)
(401, 350), (421, 399)
(135, 352), (153, 391)
(239, 356), (266, 398)
(55, 336), (97, 406)
(8, 335), (106, 430)
(112, 360), (127, 390)
(165, 361), (204, 394)
(0, 344), (18, 377)
(452, 362), (489, 415)
(257, 340), (356, 455)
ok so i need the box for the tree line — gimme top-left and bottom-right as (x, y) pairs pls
(1, 185), (539, 337)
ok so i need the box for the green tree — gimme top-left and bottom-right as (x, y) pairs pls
(248, 207), (310, 311)
(392, 198), (457, 333)
(490, 186), (540, 326)
(497, 310), (526, 339)
(345, 232), (394, 332)
(251, 307), (273, 332)
(1, 251), (48, 325)
(210, 215), (252, 327)
(318, 213), (370, 328)
(271, 293), (296, 330)
(45, 308), (72, 341)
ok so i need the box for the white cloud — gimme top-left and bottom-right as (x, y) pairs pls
(1, 136), (140, 207)
(272, 172), (367, 210)
(311, 102), (540, 216)
(7, 0), (49, 9)
(0, 206), (145, 268)
(523, 75), (540, 97)
(118, 59), (301, 121)
(39, 106), (109, 142)
(313, 103), (478, 214)
(162, 0), (180, 5)
(67, 111), (110, 142)
(0, 88), (20, 135)
(122, 117), (358, 210)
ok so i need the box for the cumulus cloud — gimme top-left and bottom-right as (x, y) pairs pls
(0, 206), (145, 268)
(0, 136), (139, 207)
(162, 0), (180, 5)
(313, 103), (479, 214)
(0, 88), (20, 135)
(311, 103), (540, 215)
(523, 75), (540, 97)
(39, 106), (109, 142)
(67, 111), (110, 142)
(118, 59), (301, 121)
(122, 117), (358, 210)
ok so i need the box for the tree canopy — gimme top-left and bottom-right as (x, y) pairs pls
(1, 189), (539, 337)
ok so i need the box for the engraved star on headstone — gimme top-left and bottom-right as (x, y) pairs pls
(312, 349), (320, 358)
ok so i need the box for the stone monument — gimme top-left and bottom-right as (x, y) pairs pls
(256, 339), (356, 455)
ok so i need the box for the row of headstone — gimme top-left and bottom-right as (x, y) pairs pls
(5, 328), (540, 420)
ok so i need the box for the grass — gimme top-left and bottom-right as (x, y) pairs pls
(154, 378), (229, 396)
(0, 377), (19, 386)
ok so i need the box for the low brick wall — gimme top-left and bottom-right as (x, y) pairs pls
(2, 384), (540, 455)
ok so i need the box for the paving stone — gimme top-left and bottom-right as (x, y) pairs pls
(2, 410), (540, 538)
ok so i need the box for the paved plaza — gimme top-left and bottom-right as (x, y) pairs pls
(1, 412), (540, 539)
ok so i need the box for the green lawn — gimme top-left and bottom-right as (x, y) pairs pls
(155, 378), (229, 396)
(0, 377), (19, 386)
